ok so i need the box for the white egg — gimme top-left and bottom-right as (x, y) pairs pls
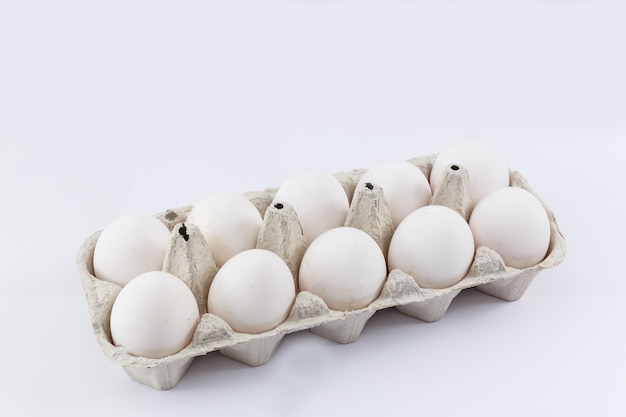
(299, 227), (387, 311)
(430, 141), (509, 203)
(186, 193), (263, 267)
(208, 249), (296, 334)
(110, 271), (200, 359)
(93, 213), (171, 286)
(355, 161), (431, 228)
(469, 187), (551, 269)
(388, 205), (475, 289)
(272, 171), (349, 243)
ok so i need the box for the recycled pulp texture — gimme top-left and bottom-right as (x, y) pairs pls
(76, 154), (566, 390)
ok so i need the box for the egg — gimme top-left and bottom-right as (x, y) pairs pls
(469, 187), (551, 269)
(388, 205), (475, 289)
(354, 161), (431, 228)
(430, 141), (509, 203)
(272, 171), (349, 243)
(93, 213), (171, 286)
(186, 193), (263, 267)
(110, 271), (200, 359)
(299, 227), (387, 311)
(208, 249), (296, 334)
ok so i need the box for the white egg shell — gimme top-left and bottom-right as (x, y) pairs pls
(388, 205), (475, 289)
(299, 227), (387, 311)
(93, 213), (171, 286)
(272, 171), (349, 243)
(186, 192), (263, 267)
(469, 187), (551, 269)
(110, 271), (200, 359)
(354, 161), (431, 228)
(430, 141), (509, 203)
(208, 249), (296, 334)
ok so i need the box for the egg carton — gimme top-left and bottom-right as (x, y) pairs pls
(76, 154), (566, 390)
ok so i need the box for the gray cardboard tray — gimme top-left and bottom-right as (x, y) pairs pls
(76, 154), (566, 390)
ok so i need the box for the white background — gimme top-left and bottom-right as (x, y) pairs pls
(1, 1), (625, 416)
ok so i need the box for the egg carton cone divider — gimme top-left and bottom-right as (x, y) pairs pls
(77, 154), (566, 390)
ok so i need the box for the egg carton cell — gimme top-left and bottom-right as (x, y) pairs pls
(76, 154), (566, 390)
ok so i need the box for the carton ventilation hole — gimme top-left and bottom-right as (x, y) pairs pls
(179, 224), (190, 241)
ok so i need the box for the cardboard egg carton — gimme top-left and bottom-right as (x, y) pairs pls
(76, 154), (566, 390)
